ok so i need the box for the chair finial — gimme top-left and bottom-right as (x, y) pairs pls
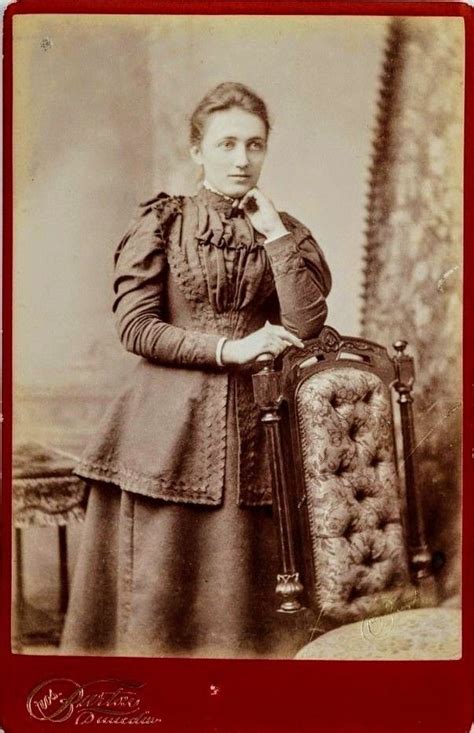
(393, 339), (408, 354)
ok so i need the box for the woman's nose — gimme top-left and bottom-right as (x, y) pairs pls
(233, 144), (249, 167)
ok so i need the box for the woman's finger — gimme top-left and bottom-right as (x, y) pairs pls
(270, 326), (305, 349)
(267, 343), (285, 357)
(259, 331), (301, 354)
(260, 336), (279, 356)
(266, 336), (291, 356)
(238, 187), (258, 210)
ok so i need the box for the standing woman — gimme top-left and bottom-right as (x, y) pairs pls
(62, 82), (332, 659)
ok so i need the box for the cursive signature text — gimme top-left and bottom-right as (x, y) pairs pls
(27, 678), (161, 726)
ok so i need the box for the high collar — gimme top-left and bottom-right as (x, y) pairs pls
(196, 185), (243, 215)
(202, 180), (235, 201)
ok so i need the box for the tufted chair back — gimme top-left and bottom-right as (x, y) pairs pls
(296, 363), (413, 625)
(252, 326), (433, 630)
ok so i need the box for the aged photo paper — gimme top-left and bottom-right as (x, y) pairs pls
(3, 5), (471, 732)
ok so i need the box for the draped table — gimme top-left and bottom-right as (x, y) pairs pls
(12, 442), (86, 650)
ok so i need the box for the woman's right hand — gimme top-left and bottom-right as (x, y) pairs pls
(221, 322), (305, 366)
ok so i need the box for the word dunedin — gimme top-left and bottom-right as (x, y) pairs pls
(27, 678), (161, 726)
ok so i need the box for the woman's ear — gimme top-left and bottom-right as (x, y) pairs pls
(190, 145), (203, 166)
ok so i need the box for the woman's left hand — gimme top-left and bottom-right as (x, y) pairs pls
(239, 188), (289, 240)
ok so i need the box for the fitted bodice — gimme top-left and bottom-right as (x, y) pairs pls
(80, 186), (332, 506)
(176, 187), (276, 317)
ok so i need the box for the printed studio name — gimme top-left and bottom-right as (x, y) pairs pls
(27, 678), (161, 726)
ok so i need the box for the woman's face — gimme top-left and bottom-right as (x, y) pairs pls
(191, 107), (267, 198)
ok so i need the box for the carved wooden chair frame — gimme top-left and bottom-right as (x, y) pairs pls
(252, 325), (434, 619)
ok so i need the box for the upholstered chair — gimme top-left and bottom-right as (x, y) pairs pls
(252, 326), (461, 660)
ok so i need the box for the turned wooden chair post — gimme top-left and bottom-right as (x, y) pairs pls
(392, 340), (433, 585)
(252, 355), (305, 613)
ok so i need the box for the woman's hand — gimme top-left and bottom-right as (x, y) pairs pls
(239, 188), (289, 240)
(221, 321), (304, 366)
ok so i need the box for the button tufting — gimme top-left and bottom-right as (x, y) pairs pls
(362, 390), (372, 403)
(334, 462), (346, 476)
(347, 586), (362, 603)
(354, 488), (365, 502)
(342, 522), (354, 539)
(348, 423), (359, 440)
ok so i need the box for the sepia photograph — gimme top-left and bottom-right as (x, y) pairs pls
(11, 11), (463, 664)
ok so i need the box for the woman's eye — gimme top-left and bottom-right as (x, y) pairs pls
(220, 140), (234, 150)
(248, 141), (265, 152)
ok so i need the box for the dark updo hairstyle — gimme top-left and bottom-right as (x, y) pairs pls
(189, 82), (271, 147)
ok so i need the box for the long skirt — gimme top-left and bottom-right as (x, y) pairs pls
(61, 385), (307, 659)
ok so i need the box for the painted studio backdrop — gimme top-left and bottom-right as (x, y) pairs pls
(12, 15), (463, 648)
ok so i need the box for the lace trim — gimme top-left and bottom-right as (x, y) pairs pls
(75, 461), (225, 506)
(75, 369), (272, 508)
(76, 372), (229, 505)
(236, 372), (273, 505)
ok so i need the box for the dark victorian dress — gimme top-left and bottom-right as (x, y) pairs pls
(61, 186), (332, 658)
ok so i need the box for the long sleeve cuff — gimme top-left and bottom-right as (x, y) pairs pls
(264, 229), (290, 244)
(116, 310), (224, 368)
(215, 336), (228, 367)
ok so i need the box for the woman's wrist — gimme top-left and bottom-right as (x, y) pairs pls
(265, 225), (290, 242)
(221, 339), (240, 366)
(263, 219), (290, 242)
(215, 336), (228, 367)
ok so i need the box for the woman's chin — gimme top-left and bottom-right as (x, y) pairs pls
(223, 181), (255, 198)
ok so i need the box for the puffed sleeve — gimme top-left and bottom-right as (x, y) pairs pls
(112, 197), (222, 367)
(263, 212), (332, 339)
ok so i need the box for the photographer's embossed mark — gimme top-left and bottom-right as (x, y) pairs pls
(27, 678), (161, 726)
